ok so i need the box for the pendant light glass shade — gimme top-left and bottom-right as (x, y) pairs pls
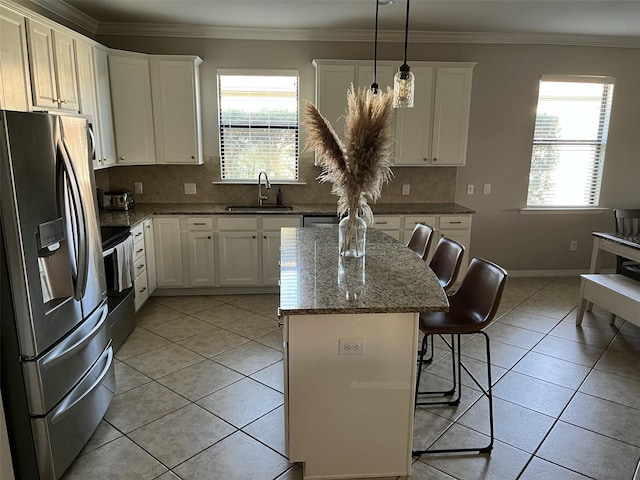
(394, 0), (414, 108)
(393, 64), (414, 107)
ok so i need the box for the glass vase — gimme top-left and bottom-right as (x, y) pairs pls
(338, 210), (367, 258)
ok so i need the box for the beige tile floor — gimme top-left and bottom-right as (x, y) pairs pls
(61, 277), (640, 480)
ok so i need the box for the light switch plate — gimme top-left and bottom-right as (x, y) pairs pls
(467, 184), (474, 195)
(184, 183), (197, 195)
(134, 182), (143, 194)
(402, 184), (410, 196)
(483, 183), (492, 195)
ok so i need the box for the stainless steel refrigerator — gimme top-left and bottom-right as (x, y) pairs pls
(1, 110), (114, 479)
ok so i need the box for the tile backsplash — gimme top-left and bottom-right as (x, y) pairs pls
(99, 156), (456, 205)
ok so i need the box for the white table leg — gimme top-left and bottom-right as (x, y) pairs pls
(586, 238), (604, 312)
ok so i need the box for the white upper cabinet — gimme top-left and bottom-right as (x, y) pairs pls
(150, 57), (203, 165)
(92, 47), (117, 168)
(75, 39), (100, 167)
(394, 66), (435, 166)
(430, 67), (474, 166)
(108, 52), (156, 165)
(394, 66), (473, 166)
(313, 59), (475, 167)
(26, 18), (79, 112)
(313, 63), (354, 143)
(0, 6), (32, 111)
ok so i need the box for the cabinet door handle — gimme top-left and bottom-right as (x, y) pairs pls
(135, 232), (143, 237)
(146, 225), (151, 229)
(119, 156), (125, 161)
(377, 221), (388, 225)
(137, 264), (145, 270)
(264, 235), (267, 239)
(136, 248), (144, 254)
(207, 236), (212, 239)
(191, 156), (195, 159)
(423, 158), (428, 162)
(433, 158), (437, 162)
(193, 222), (206, 226)
(448, 221), (462, 224)
(139, 287), (147, 293)
(252, 235), (256, 239)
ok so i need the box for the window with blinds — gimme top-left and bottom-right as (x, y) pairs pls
(218, 71), (299, 181)
(526, 77), (614, 207)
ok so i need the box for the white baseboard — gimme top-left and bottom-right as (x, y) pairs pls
(507, 269), (616, 277)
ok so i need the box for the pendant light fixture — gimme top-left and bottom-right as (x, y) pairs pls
(393, 0), (414, 108)
(370, 0), (381, 96)
(371, 0), (382, 95)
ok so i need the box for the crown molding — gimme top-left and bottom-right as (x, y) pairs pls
(96, 23), (640, 48)
(28, 0), (99, 33)
(12, 0), (640, 49)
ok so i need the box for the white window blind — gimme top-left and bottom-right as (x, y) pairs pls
(218, 71), (299, 181)
(526, 77), (614, 207)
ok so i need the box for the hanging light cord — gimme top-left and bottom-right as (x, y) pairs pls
(403, 0), (410, 65)
(372, 0), (380, 90)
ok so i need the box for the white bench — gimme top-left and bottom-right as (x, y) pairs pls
(576, 274), (640, 327)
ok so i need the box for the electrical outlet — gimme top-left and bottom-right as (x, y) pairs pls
(134, 182), (143, 194)
(402, 184), (410, 196)
(184, 183), (197, 195)
(570, 240), (578, 251)
(483, 183), (492, 195)
(467, 184), (474, 195)
(339, 338), (365, 355)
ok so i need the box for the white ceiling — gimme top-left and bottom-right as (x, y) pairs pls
(33, 0), (640, 46)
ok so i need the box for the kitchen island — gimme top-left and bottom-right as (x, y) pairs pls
(279, 227), (449, 479)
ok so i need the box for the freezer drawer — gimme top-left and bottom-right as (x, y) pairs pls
(22, 301), (109, 415)
(31, 343), (115, 480)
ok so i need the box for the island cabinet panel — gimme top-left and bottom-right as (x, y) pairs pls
(280, 227), (448, 479)
(285, 312), (418, 479)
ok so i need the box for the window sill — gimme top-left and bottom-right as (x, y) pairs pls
(211, 181), (307, 185)
(520, 207), (608, 215)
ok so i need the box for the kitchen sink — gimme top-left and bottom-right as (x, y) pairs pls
(225, 205), (294, 212)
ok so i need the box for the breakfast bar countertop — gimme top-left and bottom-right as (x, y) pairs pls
(98, 202), (475, 226)
(278, 227), (449, 315)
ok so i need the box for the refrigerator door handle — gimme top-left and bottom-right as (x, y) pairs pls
(50, 345), (113, 425)
(41, 302), (108, 370)
(57, 139), (89, 300)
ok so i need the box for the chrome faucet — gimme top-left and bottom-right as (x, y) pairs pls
(257, 171), (271, 206)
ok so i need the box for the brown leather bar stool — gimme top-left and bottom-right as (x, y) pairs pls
(406, 223), (434, 261)
(414, 257), (507, 455)
(420, 236), (465, 363)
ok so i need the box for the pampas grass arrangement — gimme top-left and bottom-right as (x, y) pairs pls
(304, 85), (395, 255)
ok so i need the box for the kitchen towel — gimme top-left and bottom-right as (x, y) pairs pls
(113, 236), (135, 291)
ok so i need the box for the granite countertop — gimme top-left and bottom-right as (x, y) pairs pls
(99, 202), (475, 227)
(279, 227), (449, 315)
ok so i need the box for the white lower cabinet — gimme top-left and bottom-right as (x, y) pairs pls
(261, 217), (302, 285)
(131, 223), (149, 311)
(217, 217), (259, 286)
(143, 218), (157, 294)
(153, 217), (184, 287)
(151, 215), (301, 290)
(217, 231), (260, 286)
(371, 215), (402, 242)
(186, 217), (215, 287)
